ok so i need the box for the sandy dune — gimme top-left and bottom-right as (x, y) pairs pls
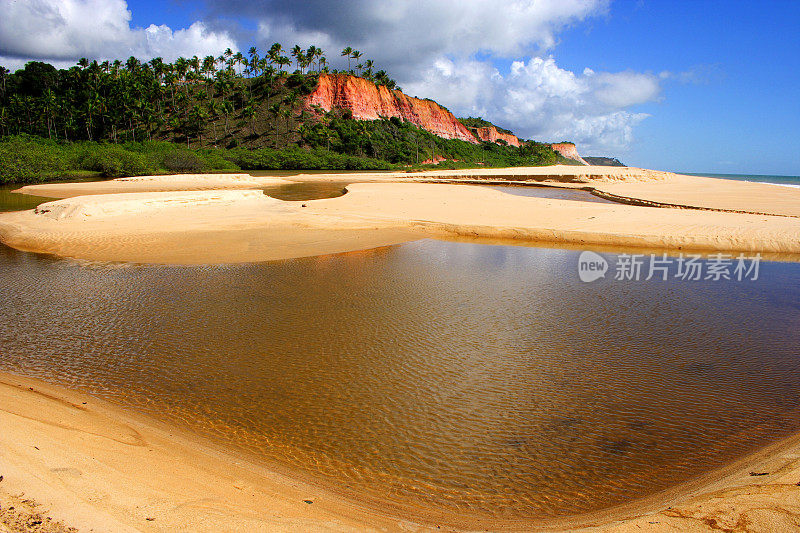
(14, 173), (296, 199)
(0, 189), (421, 264)
(1, 177), (799, 264)
(318, 182), (800, 255)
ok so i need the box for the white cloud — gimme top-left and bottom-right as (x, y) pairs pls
(249, 0), (609, 79)
(243, 0), (657, 153)
(403, 56), (660, 154)
(0, 0), (237, 68)
(0, 0), (663, 153)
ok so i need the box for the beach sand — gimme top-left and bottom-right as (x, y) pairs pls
(3, 371), (800, 532)
(0, 372), (423, 532)
(3, 166), (800, 531)
(2, 171), (799, 263)
(12, 174), (298, 199)
(0, 189), (422, 264)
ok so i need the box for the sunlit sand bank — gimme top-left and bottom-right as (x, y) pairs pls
(2, 167), (800, 531)
(2, 168), (799, 263)
(3, 371), (800, 532)
(0, 189), (421, 264)
(13, 173), (297, 199)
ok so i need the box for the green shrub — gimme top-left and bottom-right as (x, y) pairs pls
(0, 136), (77, 183)
(195, 149), (240, 172)
(79, 145), (152, 177)
(161, 150), (203, 172)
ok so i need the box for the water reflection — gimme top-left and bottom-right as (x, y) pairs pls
(488, 184), (617, 203)
(1, 240), (799, 520)
(0, 184), (53, 212)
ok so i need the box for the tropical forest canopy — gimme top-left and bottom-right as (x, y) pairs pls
(0, 44), (565, 184)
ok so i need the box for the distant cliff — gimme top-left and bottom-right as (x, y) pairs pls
(470, 126), (522, 147)
(307, 74), (479, 144)
(549, 143), (589, 165)
(583, 156), (625, 167)
(306, 75), (613, 164)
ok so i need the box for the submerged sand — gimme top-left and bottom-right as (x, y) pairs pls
(2, 166), (800, 531)
(3, 371), (800, 532)
(2, 167), (800, 264)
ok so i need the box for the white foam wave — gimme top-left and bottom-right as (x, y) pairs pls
(759, 181), (800, 189)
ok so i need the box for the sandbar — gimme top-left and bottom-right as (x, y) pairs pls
(0, 189), (421, 264)
(1, 173), (799, 263)
(3, 166), (800, 531)
(13, 173), (297, 199)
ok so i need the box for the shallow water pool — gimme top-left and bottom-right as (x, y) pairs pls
(1, 239), (798, 521)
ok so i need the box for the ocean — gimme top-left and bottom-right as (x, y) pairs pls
(685, 172), (800, 188)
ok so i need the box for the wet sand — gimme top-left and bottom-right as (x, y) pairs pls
(1, 175), (799, 263)
(0, 372), (419, 532)
(3, 371), (800, 532)
(2, 166), (800, 531)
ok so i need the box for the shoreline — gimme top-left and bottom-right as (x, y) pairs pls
(2, 166), (800, 264)
(4, 370), (800, 532)
(2, 166), (800, 530)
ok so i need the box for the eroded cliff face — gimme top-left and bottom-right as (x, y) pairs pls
(470, 126), (521, 147)
(549, 143), (589, 165)
(307, 74), (479, 144)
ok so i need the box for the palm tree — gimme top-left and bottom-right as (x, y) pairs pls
(269, 103), (281, 146)
(202, 55), (216, 80)
(280, 107), (291, 146)
(268, 43), (283, 66)
(206, 100), (220, 145)
(233, 51), (245, 74)
(341, 47), (353, 71)
(190, 56), (201, 78)
(351, 50), (363, 74)
(315, 48), (325, 70)
(174, 57), (189, 82)
(125, 56), (140, 72)
(248, 46), (259, 78)
(0, 106), (9, 137)
(0, 66), (8, 98)
(291, 45), (303, 72)
(149, 57), (164, 81)
(42, 88), (57, 138)
(187, 103), (208, 146)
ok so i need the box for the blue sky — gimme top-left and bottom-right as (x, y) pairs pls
(552, 0), (800, 174)
(1, 0), (798, 175)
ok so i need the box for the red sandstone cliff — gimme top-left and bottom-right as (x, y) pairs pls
(470, 126), (521, 147)
(549, 143), (589, 165)
(307, 74), (479, 144)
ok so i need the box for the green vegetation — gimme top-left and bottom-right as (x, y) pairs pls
(0, 44), (396, 149)
(302, 115), (560, 167)
(583, 156), (625, 167)
(458, 117), (514, 135)
(0, 135), (391, 184)
(0, 45), (567, 184)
